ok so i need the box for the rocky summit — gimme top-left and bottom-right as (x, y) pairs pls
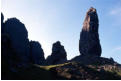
(79, 7), (102, 57)
(46, 41), (67, 65)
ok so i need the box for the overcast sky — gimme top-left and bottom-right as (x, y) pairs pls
(1, 0), (121, 63)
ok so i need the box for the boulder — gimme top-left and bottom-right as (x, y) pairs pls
(29, 41), (45, 65)
(79, 7), (102, 57)
(46, 41), (67, 65)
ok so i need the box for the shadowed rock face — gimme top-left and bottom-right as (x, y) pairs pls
(1, 15), (46, 72)
(1, 13), (4, 33)
(79, 7), (102, 57)
(1, 13), (4, 24)
(30, 41), (45, 65)
(4, 18), (30, 66)
(46, 41), (67, 65)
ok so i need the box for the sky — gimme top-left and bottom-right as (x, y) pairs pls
(1, 0), (121, 63)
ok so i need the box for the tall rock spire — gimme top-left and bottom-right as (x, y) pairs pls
(79, 7), (102, 57)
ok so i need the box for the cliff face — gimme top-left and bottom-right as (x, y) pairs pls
(4, 18), (30, 67)
(1, 14), (46, 73)
(79, 7), (102, 57)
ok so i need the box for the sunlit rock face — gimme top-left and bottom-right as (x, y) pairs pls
(46, 41), (67, 65)
(79, 7), (102, 57)
(4, 18), (30, 66)
(30, 41), (45, 65)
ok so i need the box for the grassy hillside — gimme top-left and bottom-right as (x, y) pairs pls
(2, 61), (121, 80)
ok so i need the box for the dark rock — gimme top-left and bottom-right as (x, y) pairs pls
(4, 18), (30, 67)
(1, 15), (47, 77)
(71, 55), (118, 65)
(29, 41), (45, 65)
(79, 7), (102, 57)
(1, 13), (4, 24)
(46, 41), (67, 65)
(1, 13), (4, 33)
(110, 57), (114, 62)
(70, 55), (100, 65)
(1, 34), (13, 71)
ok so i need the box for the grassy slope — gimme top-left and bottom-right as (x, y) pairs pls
(2, 61), (121, 80)
(32, 62), (121, 80)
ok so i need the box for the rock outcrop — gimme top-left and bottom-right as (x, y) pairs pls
(46, 41), (67, 65)
(30, 41), (45, 65)
(79, 7), (102, 57)
(70, 55), (118, 65)
(4, 18), (30, 66)
(1, 13), (46, 73)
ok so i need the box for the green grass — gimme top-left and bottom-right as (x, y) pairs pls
(34, 62), (71, 70)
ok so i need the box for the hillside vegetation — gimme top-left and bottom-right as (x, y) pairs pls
(2, 61), (121, 80)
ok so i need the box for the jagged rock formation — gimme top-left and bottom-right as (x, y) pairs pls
(1, 14), (46, 74)
(46, 41), (67, 65)
(4, 18), (30, 66)
(79, 7), (101, 57)
(30, 41), (45, 65)
(1, 7), (121, 80)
